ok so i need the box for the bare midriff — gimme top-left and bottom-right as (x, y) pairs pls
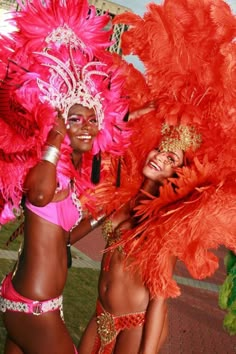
(98, 247), (149, 316)
(11, 209), (68, 301)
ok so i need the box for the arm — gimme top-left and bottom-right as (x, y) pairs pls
(70, 200), (132, 245)
(70, 210), (108, 244)
(140, 255), (177, 354)
(24, 116), (66, 206)
(70, 217), (95, 244)
(139, 297), (167, 354)
(128, 101), (156, 120)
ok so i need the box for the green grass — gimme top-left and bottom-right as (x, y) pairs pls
(0, 221), (23, 251)
(0, 223), (99, 352)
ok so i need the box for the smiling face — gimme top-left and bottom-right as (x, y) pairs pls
(142, 148), (184, 183)
(66, 104), (99, 153)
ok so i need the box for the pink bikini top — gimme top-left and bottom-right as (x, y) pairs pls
(25, 190), (82, 232)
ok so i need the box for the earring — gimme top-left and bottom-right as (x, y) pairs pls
(116, 157), (121, 187)
(91, 151), (101, 184)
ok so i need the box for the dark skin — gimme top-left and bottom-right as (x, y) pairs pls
(78, 149), (184, 354)
(3, 104), (99, 354)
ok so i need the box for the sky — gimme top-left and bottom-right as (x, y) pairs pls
(113, 0), (148, 15)
(112, 0), (236, 71)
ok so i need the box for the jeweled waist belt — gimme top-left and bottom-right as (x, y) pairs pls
(0, 289), (63, 316)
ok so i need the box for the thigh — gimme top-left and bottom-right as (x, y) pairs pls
(4, 336), (24, 354)
(78, 315), (97, 354)
(114, 313), (169, 354)
(114, 325), (143, 354)
(3, 310), (76, 354)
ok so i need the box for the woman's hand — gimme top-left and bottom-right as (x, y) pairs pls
(47, 111), (67, 146)
(128, 101), (156, 120)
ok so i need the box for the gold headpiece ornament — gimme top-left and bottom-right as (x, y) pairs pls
(160, 124), (202, 152)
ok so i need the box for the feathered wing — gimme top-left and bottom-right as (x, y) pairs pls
(0, 77), (56, 222)
(117, 160), (236, 299)
(110, 0), (236, 298)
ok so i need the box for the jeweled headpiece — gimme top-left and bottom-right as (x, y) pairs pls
(36, 52), (107, 128)
(160, 124), (202, 152)
(31, 12), (113, 128)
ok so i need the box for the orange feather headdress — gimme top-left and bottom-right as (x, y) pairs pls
(90, 0), (236, 299)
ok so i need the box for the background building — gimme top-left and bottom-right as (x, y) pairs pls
(0, 0), (17, 10)
(89, 0), (131, 54)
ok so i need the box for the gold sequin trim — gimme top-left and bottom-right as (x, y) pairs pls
(160, 123), (202, 152)
(101, 219), (113, 243)
(96, 310), (116, 346)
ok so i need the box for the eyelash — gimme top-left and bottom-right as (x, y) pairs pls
(68, 116), (97, 124)
(68, 117), (81, 122)
(89, 118), (97, 123)
(167, 156), (175, 163)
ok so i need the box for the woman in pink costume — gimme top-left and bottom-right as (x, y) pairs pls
(0, 1), (129, 353)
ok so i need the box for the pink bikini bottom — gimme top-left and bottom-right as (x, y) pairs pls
(0, 273), (79, 354)
(0, 273), (63, 316)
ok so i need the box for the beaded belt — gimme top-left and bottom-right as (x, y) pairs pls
(0, 290), (63, 316)
(96, 300), (145, 349)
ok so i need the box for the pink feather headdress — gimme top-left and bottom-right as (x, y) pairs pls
(0, 0), (130, 224)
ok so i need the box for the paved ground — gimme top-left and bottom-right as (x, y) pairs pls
(1, 228), (235, 353)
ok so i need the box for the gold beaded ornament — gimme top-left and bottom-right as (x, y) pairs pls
(160, 124), (202, 152)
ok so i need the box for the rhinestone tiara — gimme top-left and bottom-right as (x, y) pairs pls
(35, 51), (108, 129)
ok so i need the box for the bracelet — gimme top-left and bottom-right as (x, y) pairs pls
(41, 145), (60, 166)
(53, 128), (64, 138)
(89, 213), (106, 230)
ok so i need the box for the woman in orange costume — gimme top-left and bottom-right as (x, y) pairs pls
(78, 125), (199, 354)
(77, 0), (236, 352)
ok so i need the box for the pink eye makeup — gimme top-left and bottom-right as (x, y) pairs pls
(67, 114), (98, 126)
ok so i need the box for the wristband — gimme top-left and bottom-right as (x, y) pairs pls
(89, 213), (106, 230)
(53, 128), (64, 138)
(42, 145), (60, 166)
